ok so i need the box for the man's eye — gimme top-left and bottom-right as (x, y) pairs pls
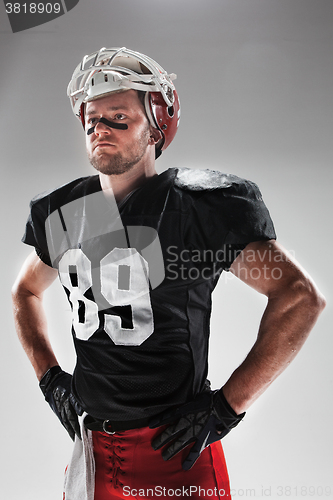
(114, 113), (126, 120)
(87, 117), (97, 126)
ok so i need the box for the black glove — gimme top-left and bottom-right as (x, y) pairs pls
(39, 365), (83, 441)
(149, 389), (245, 470)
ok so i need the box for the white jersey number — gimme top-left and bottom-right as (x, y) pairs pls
(58, 248), (154, 346)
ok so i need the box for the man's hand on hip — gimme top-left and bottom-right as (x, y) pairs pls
(39, 365), (83, 441)
(149, 389), (245, 470)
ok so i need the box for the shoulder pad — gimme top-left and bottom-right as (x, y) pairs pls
(174, 168), (235, 191)
(29, 176), (98, 211)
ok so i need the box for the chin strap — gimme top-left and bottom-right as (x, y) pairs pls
(87, 117), (128, 135)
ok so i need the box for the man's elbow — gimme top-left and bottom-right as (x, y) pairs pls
(12, 281), (23, 310)
(11, 277), (34, 305)
(310, 287), (326, 315)
(291, 277), (326, 319)
(11, 278), (21, 303)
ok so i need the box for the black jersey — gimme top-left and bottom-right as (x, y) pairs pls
(22, 168), (276, 420)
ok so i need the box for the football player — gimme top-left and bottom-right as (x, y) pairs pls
(12, 47), (325, 500)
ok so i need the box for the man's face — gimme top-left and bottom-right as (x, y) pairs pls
(85, 90), (153, 176)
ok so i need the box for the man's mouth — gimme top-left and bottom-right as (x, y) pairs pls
(94, 142), (115, 151)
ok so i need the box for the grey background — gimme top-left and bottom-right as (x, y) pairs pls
(1, 0), (332, 499)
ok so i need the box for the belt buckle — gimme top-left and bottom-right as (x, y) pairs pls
(103, 419), (116, 435)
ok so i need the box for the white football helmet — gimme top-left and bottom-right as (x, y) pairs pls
(67, 47), (180, 157)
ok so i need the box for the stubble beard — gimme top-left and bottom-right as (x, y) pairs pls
(88, 127), (151, 176)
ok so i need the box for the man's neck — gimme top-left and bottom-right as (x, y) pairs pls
(99, 164), (158, 203)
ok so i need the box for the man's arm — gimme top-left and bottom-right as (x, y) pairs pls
(222, 239), (326, 414)
(12, 251), (83, 440)
(11, 250), (59, 381)
(150, 240), (326, 471)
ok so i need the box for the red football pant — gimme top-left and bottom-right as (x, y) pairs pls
(92, 426), (231, 499)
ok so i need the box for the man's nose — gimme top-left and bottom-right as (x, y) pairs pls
(94, 119), (112, 134)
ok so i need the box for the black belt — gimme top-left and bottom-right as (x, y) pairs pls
(84, 414), (151, 434)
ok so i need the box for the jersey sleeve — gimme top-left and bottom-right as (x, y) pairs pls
(22, 201), (53, 267)
(175, 168), (276, 270)
(220, 177), (276, 268)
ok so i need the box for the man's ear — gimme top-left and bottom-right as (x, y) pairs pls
(149, 127), (163, 145)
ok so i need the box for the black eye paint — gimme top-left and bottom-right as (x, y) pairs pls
(87, 117), (128, 135)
